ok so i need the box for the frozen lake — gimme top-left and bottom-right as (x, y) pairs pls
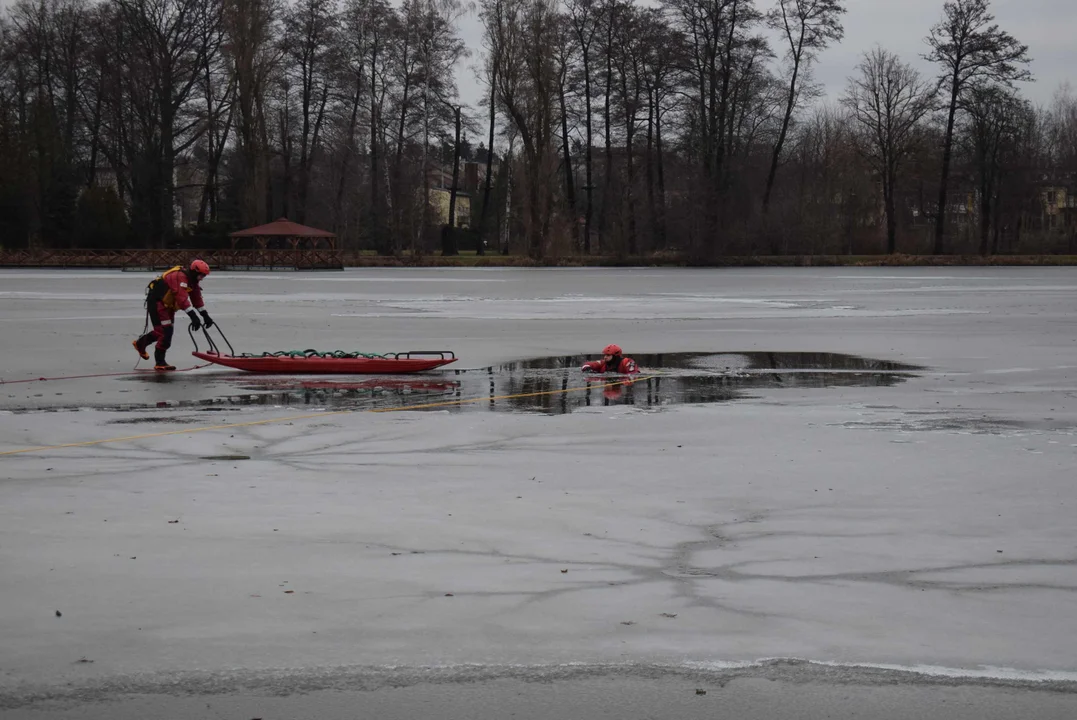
(1, 267), (1076, 717)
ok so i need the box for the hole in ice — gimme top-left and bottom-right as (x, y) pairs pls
(155, 351), (923, 414)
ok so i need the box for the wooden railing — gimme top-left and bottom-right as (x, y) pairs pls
(0, 248), (343, 270)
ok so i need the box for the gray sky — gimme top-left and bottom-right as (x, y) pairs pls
(453, 0), (1075, 113)
(3, 0), (1070, 113)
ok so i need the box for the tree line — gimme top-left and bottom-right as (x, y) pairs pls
(1, 0), (1075, 258)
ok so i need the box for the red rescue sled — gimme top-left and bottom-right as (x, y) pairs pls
(192, 350), (457, 375)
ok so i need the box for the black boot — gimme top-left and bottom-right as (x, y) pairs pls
(154, 348), (176, 371)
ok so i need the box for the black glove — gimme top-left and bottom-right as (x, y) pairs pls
(187, 310), (202, 331)
(199, 310), (214, 329)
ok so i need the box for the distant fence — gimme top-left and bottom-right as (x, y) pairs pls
(0, 248), (343, 270)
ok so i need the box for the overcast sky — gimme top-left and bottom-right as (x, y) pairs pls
(452, 0), (1076, 113)
(3, 0), (1071, 114)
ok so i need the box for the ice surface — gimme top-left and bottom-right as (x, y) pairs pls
(1, 267), (1076, 706)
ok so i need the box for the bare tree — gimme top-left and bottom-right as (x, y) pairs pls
(223, 0), (280, 227)
(597, 0), (621, 251)
(842, 46), (935, 254)
(196, 2), (234, 224)
(639, 8), (679, 249)
(565, 0), (601, 252)
(762, 0), (845, 214)
(1044, 86), (1077, 252)
(610, 3), (645, 254)
(923, 0), (1031, 253)
(488, 0), (558, 258)
(553, 11), (577, 245)
(476, 0), (504, 255)
(959, 83), (1028, 255)
(789, 104), (860, 254)
(383, 0), (466, 254)
(414, 0), (467, 253)
(2, 0), (1072, 259)
(1046, 85), (1077, 172)
(80, 5), (111, 189)
(9, 0), (94, 245)
(281, 0), (338, 223)
(336, 0), (389, 248)
(662, 0), (769, 253)
(714, 1), (764, 195)
(108, 0), (223, 246)
(728, 36), (779, 159)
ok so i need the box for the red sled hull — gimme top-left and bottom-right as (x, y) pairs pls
(193, 351), (457, 375)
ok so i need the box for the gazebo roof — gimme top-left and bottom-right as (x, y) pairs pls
(229, 217), (337, 238)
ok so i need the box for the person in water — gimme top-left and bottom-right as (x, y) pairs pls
(581, 344), (639, 375)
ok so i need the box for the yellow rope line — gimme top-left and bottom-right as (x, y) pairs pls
(0, 375), (656, 457)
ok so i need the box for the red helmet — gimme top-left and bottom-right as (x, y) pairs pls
(190, 259), (210, 277)
(602, 344), (622, 356)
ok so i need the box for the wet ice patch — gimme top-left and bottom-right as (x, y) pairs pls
(107, 416), (204, 425)
(33, 351), (923, 416)
(837, 413), (1075, 436)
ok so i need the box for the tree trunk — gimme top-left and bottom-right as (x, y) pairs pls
(706, 41), (718, 195)
(645, 88), (656, 248)
(336, 69), (364, 232)
(198, 107), (233, 225)
(298, 60), (314, 224)
(478, 75), (495, 257)
(393, 59), (412, 250)
(528, 179), (543, 259)
(501, 133), (515, 254)
(583, 52), (593, 253)
(259, 97), (272, 221)
(525, 142), (543, 260)
(655, 96), (666, 248)
(370, 37), (388, 254)
(763, 51), (801, 217)
(934, 76), (960, 254)
(86, 79), (103, 187)
(237, 78), (265, 226)
(620, 46), (643, 256)
(198, 52), (216, 226)
(884, 164), (897, 254)
(300, 82), (330, 224)
(559, 73), (577, 249)
(714, 0), (739, 190)
(601, 20), (613, 251)
(160, 101), (175, 247)
(419, 88), (430, 255)
(991, 177), (1003, 255)
(444, 106), (461, 256)
(622, 86), (636, 255)
(280, 105), (292, 219)
(199, 72), (235, 226)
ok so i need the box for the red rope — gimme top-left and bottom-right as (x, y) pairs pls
(1, 363), (211, 385)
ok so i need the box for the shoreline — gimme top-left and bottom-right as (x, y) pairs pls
(336, 253), (1077, 268)
(3, 253), (1077, 270)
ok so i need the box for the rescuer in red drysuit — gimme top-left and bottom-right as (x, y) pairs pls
(132, 260), (214, 371)
(581, 344), (640, 375)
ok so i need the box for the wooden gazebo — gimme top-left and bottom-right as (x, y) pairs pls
(228, 217), (342, 269)
(0, 218), (343, 270)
